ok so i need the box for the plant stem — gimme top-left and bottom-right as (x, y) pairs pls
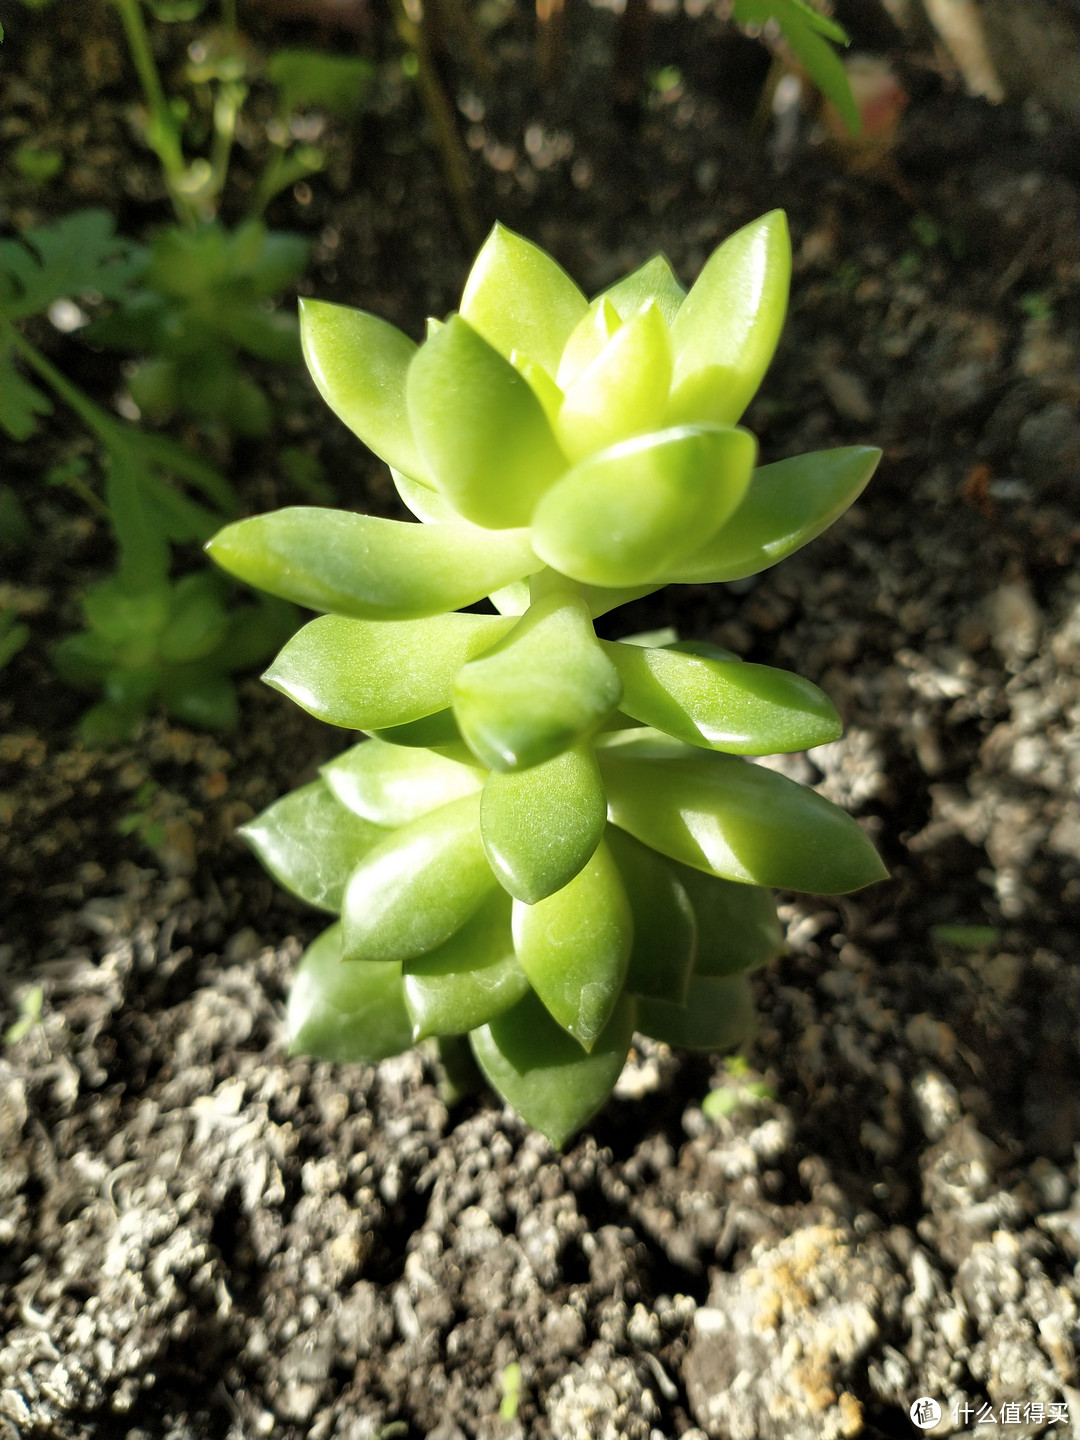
(4, 322), (122, 450)
(110, 0), (197, 227)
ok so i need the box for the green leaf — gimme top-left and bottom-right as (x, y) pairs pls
(606, 826), (696, 1004)
(264, 611), (514, 730)
(599, 741), (888, 894)
(600, 253), (686, 327)
(366, 708), (464, 750)
(159, 668), (238, 730)
(471, 988), (636, 1148)
(531, 425), (756, 588)
(406, 315), (567, 528)
(556, 296), (622, 392)
(452, 592), (621, 771)
(268, 49), (374, 117)
(240, 778), (387, 912)
(287, 923), (413, 1063)
(735, 0), (859, 133)
(391, 467), (460, 524)
(665, 447), (881, 584)
(299, 299), (430, 481)
(556, 300), (673, 462)
(0, 338), (52, 440)
(341, 793), (497, 964)
(0, 210), (145, 322)
(403, 890), (528, 1040)
(321, 739), (482, 827)
(480, 744), (606, 903)
(672, 863), (783, 976)
(667, 211), (791, 427)
(207, 508), (538, 620)
(637, 973), (756, 1052)
(512, 840), (631, 1050)
(602, 641), (842, 754)
(459, 222), (588, 378)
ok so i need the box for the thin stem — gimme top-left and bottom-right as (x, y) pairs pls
(110, 0), (197, 226)
(4, 322), (123, 449)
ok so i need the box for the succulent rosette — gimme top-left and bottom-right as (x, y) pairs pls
(208, 211), (885, 1147)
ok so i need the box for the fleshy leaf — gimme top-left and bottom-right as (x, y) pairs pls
(322, 739), (482, 827)
(637, 973), (756, 1053)
(208, 508), (538, 619)
(672, 863), (784, 977)
(402, 890), (528, 1040)
(239, 779), (386, 913)
(556, 296), (622, 392)
(264, 612), (514, 730)
(481, 744), (606, 903)
(407, 315), (567, 528)
(341, 793), (496, 963)
(287, 923), (413, 1062)
(299, 299), (429, 480)
(600, 253), (686, 327)
(556, 300), (673, 462)
(599, 742), (888, 893)
(460, 222), (588, 378)
(531, 425), (757, 588)
(606, 826), (697, 1004)
(366, 709), (464, 749)
(453, 591), (621, 771)
(667, 211), (791, 426)
(391, 467), (458, 524)
(602, 642), (842, 754)
(511, 840), (632, 1050)
(664, 446), (882, 583)
(471, 988), (636, 1149)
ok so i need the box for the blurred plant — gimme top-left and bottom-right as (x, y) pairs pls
(499, 1362), (523, 1422)
(210, 212), (886, 1146)
(3, 986), (44, 1048)
(86, 219), (308, 435)
(735, 0), (861, 134)
(0, 210), (296, 741)
(702, 1054), (775, 1120)
(108, 0), (373, 224)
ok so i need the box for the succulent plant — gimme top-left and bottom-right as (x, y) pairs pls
(209, 210), (886, 1147)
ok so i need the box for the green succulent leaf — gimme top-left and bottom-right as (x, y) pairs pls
(556, 300), (673, 462)
(341, 793), (497, 964)
(239, 778), (387, 912)
(600, 741), (888, 893)
(602, 641), (842, 754)
(531, 425), (756, 588)
(637, 973), (756, 1053)
(481, 744), (606, 903)
(664, 446), (882, 583)
(321, 739), (482, 827)
(673, 863), (784, 977)
(366, 709), (465, 751)
(299, 298), (430, 481)
(265, 612), (514, 730)
(287, 923), (413, 1063)
(460, 222), (588, 378)
(391, 467), (460, 524)
(606, 826), (697, 1004)
(403, 890), (528, 1040)
(406, 315), (568, 528)
(511, 839), (632, 1050)
(207, 508), (538, 620)
(600, 253), (687, 327)
(453, 591), (622, 770)
(667, 210), (791, 427)
(471, 988), (636, 1149)
(556, 296), (622, 392)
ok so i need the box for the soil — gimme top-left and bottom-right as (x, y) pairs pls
(1, 4), (1078, 1439)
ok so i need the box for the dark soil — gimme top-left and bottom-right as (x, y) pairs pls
(2, 4), (1078, 1439)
